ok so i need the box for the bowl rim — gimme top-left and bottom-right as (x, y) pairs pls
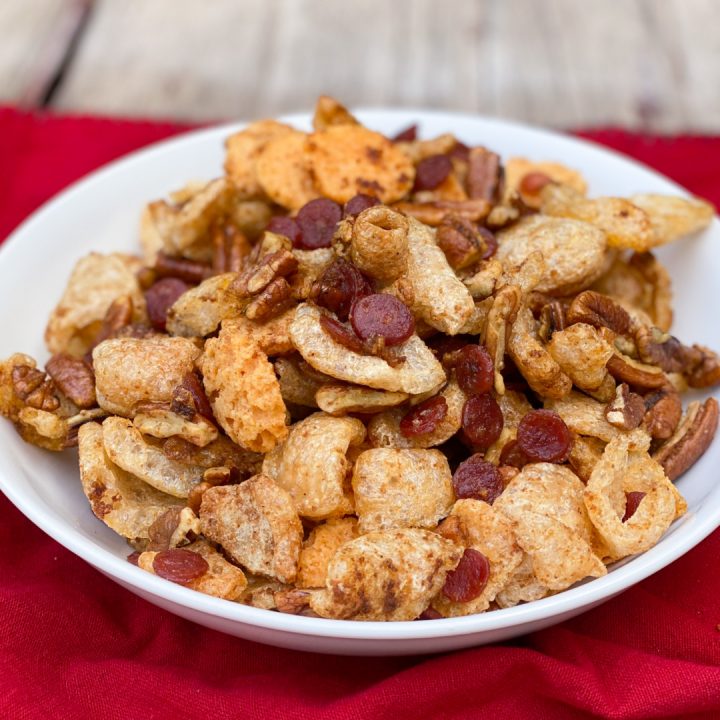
(1, 108), (718, 641)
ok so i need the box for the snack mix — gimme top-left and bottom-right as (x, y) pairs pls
(2, 96), (718, 621)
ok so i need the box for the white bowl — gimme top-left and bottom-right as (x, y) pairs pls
(0, 110), (718, 656)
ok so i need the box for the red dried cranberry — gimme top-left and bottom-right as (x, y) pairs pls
(319, 314), (365, 353)
(414, 154), (453, 192)
(349, 294), (415, 347)
(392, 124), (418, 142)
(454, 345), (494, 396)
(449, 141), (471, 162)
(295, 198), (342, 249)
(426, 334), (476, 363)
(127, 551), (141, 566)
(152, 548), (209, 584)
(145, 277), (190, 331)
(442, 548), (490, 602)
(479, 227), (498, 259)
(313, 259), (373, 321)
(416, 607), (443, 620)
(266, 216), (302, 246)
(452, 455), (503, 504)
(499, 439), (530, 469)
(462, 394), (504, 449)
(622, 491), (646, 522)
(399, 396), (448, 437)
(343, 194), (381, 217)
(517, 409), (573, 463)
(179, 371), (215, 423)
(519, 172), (553, 198)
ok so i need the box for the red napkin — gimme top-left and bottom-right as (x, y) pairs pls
(1, 107), (720, 720)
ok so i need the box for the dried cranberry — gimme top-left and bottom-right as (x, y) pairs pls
(442, 548), (490, 603)
(499, 439), (530, 469)
(312, 259), (373, 321)
(426, 334), (476, 363)
(519, 172), (553, 198)
(392, 124), (418, 142)
(266, 216), (302, 246)
(479, 227), (498, 259)
(400, 396), (448, 437)
(461, 394), (504, 449)
(622, 491), (646, 522)
(145, 277), (190, 331)
(452, 455), (503, 504)
(413, 154), (453, 191)
(319, 314), (365, 353)
(127, 551), (141, 566)
(416, 607), (443, 620)
(178, 371), (214, 423)
(152, 548), (209, 584)
(454, 345), (494, 396)
(349, 294), (415, 346)
(295, 198), (342, 249)
(343, 194), (381, 218)
(517, 409), (573, 463)
(449, 141), (471, 162)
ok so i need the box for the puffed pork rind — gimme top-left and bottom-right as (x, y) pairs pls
(630, 193), (714, 247)
(160, 433), (262, 474)
(496, 216), (607, 296)
(199, 475), (304, 584)
(274, 356), (323, 408)
(297, 516), (358, 589)
(78, 422), (182, 544)
(349, 206), (409, 282)
(45, 252), (146, 356)
(545, 390), (630, 443)
(306, 124), (415, 204)
(220, 310), (296, 356)
(315, 384), (409, 416)
(584, 431), (685, 560)
(132, 409), (218, 447)
(309, 528), (462, 621)
(352, 448), (455, 533)
(433, 499), (523, 617)
(262, 412), (365, 519)
(494, 464), (606, 591)
(93, 336), (201, 417)
(289, 303), (446, 394)
(548, 322), (614, 392)
(200, 321), (288, 453)
(367, 380), (465, 449)
(224, 119), (295, 198)
(312, 95), (359, 131)
(102, 416), (204, 498)
(138, 539), (247, 601)
(494, 554), (550, 609)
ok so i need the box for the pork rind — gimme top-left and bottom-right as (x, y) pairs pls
(45, 252), (146, 356)
(316, 384), (408, 416)
(161, 434), (262, 474)
(274, 356), (323, 407)
(306, 125), (415, 204)
(139, 205), (165, 266)
(630, 193), (714, 247)
(546, 391), (630, 443)
(138, 539), (247, 600)
(433, 499), (523, 616)
(255, 130), (319, 210)
(568, 434), (606, 482)
(393, 217), (476, 335)
(367, 380), (465, 449)
(351, 448), (454, 532)
(503, 157), (588, 203)
(289, 303), (446, 394)
(495, 464), (606, 590)
(584, 431), (685, 560)
(102, 416), (204, 498)
(297, 516), (358, 589)
(262, 412), (365, 519)
(132, 409), (218, 447)
(548, 323), (614, 392)
(309, 528), (462, 621)
(494, 554), (550, 608)
(312, 95), (359, 131)
(224, 119), (295, 198)
(78, 422), (182, 544)
(349, 206), (409, 282)
(497, 216), (607, 296)
(200, 322), (287, 453)
(485, 286), (521, 394)
(199, 475), (303, 584)
(166, 273), (241, 338)
(93, 336), (201, 417)
(220, 310), (296, 356)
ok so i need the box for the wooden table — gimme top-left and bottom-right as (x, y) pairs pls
(2, 0), (718, 132)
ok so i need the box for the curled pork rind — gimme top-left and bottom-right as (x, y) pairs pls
(497, 216), (607, 296)
(199, 475), (303, 584)
(309, 529), (462, 621)
(262, 412), (365, 519)
(548, 323), (614, 392)
(351, 448), (454, 533)
(433, 500), (523, 616)
(45, 253), (146, 356)
(349, 206), (409, 282)
(629, 194), (714, 247)
(289, 303), (446, 394)
(200, 322), (287, 453)
(297, 516), (358, 589)
(584, 431), (685, 560)
(78, 422), (182, 544)
(315, 384), (408, 416)
(93, 337), (201, 417)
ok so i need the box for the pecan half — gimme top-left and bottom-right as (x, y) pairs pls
(567, 291), (632, 336)
(45, 354), (96, 408)
(537, 301), (566, 342)
(436, 215), (487, 270)
(392, 199), (491, 226)
(606, 352), (667, 390)
(643, 387), (682, 440)
(234, 249), (298, 297)
(93, 295), (134, 347)
(466, 147), (503, 202)
(154, 252), (213, 284)
(653, 398), (719, 481)
(275, 588), (315, 615)
(11, 365), (59, 412)
(245, 277), (294, 321)
(147, 506), (200, 552)
(605, 383), (645, 430)
(685, 345), (720, 389)
(635, 326), (686, 373)
(212, 223), (251, 274)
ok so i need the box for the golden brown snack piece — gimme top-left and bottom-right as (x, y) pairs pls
(290, 248), (335, 300)
(78, 422), (183, 544)
(315, 384), (409, 416)
(433, 499), (523, 616)
(289, 303), (446, 394)
(494, 553), (550, 608)
(220, 310), (296, 356)
(262, 412), (365, 519)
(102, 416), (204, 498)
(629, 193), (714, 246)
(351, 448), (454, 532)
(297, 516), (359, 589)
(546, 390), (632, 443)
(312, 95), (359, 131)
(199, 475), (303, 584)
(200, 322), (287, 453)
(45, 253), (146, 356)
(309, 528), (462, 621)
(274, 356), (323, 408)
(92, 336), (201, 418)
(132, 409), (218, 447)
(568, 434), (606, 482)
(503, 157), (588, 204)
(349, 206), (409, 282)
(548, 322), (614, 392)
(307, 125), (415, 204)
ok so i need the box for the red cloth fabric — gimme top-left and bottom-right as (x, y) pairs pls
(1, 107), (720, 720)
